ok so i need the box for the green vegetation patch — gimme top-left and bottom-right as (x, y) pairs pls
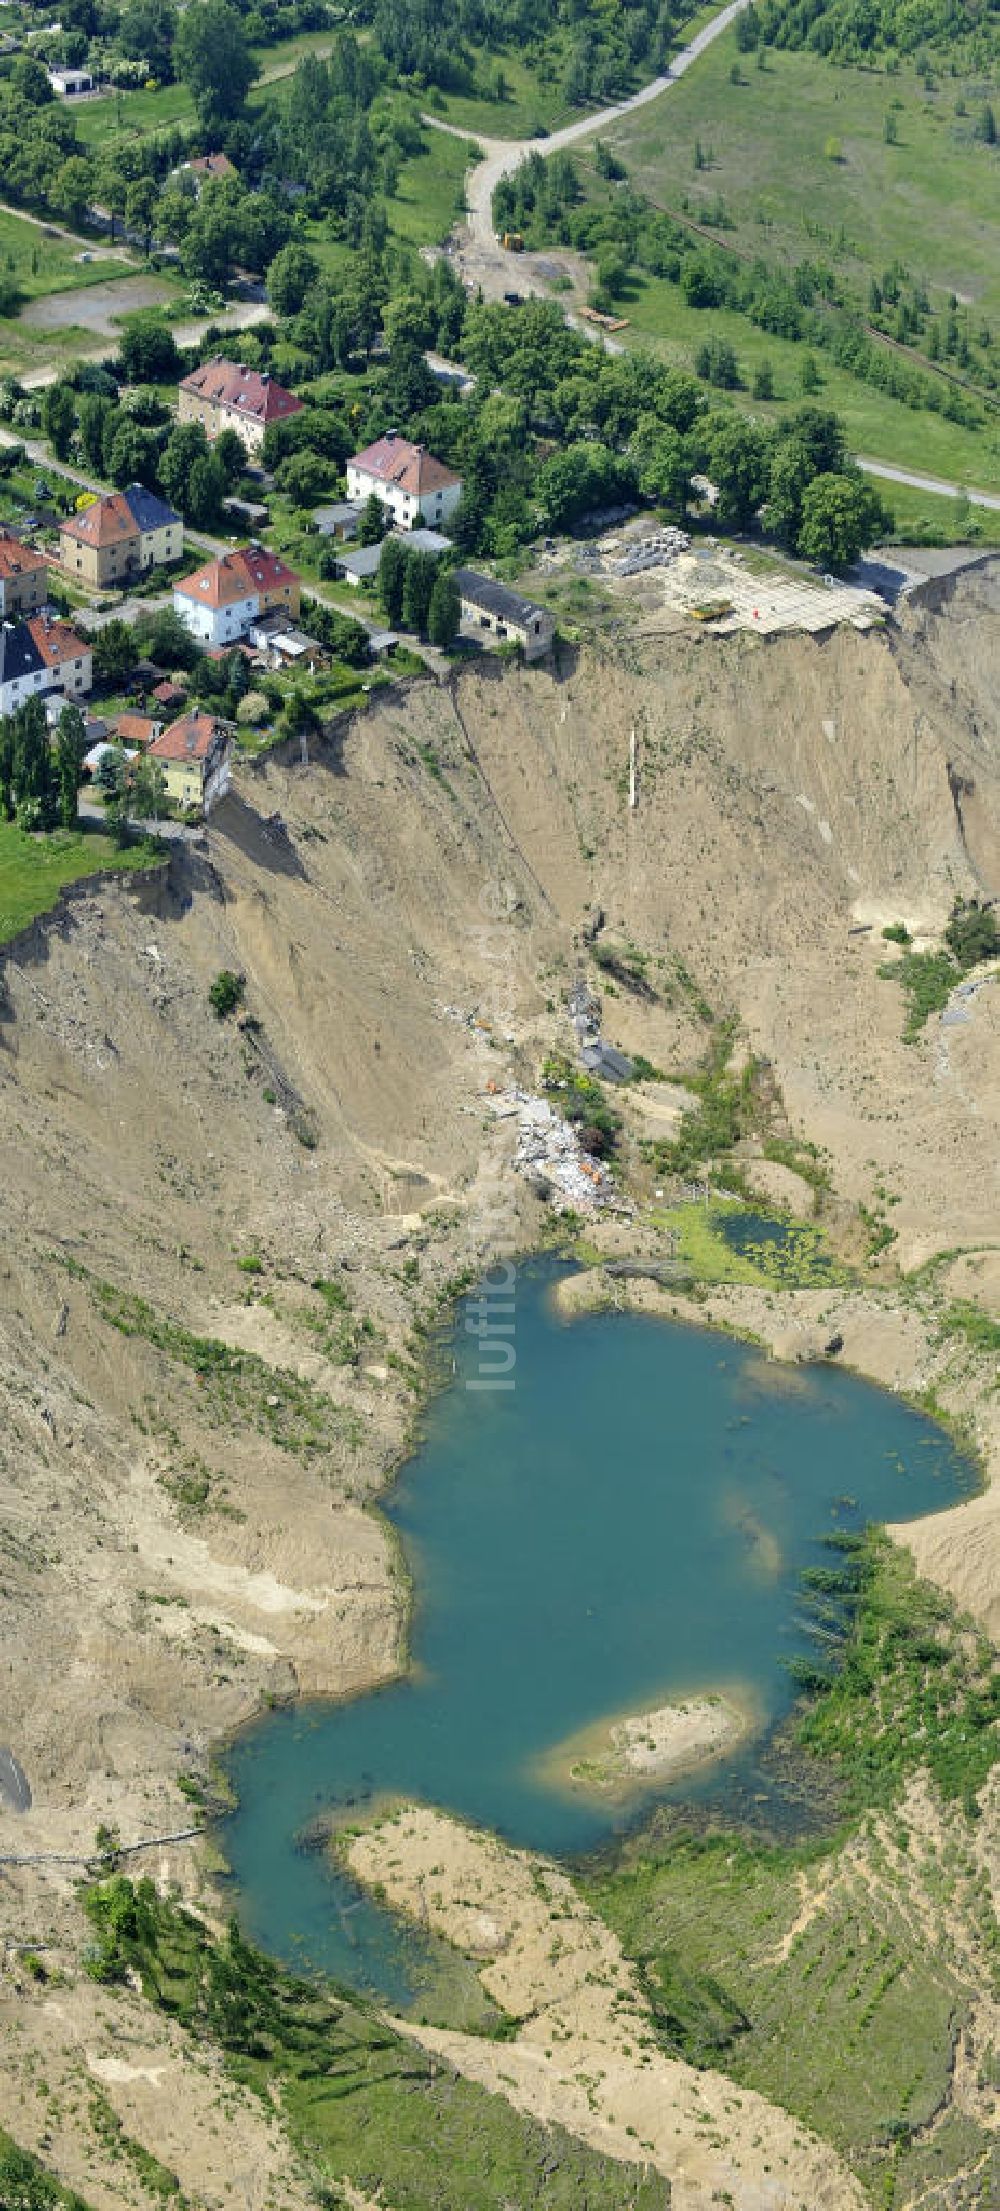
(81, 1881), (670, 2211)
(541, 1051), (622, 1159)
(0, 820), (162, 947)
(0, 2129), (95, 2211)
(652, 1199), (845, 1289)
(584, 1823), (982, 2199)
(796, 1531), (1000, 1813)
(582, 1530), (1000, 2195)
(938, 1301), (1000, 1358)
(878, 899), (999, 1039)
(65, 1262), (352, 1457)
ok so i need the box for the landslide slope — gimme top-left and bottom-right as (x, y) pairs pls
(0, 566), (998, 2210)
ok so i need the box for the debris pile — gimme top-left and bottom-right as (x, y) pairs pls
(488, 1087), (613, 1209)
(568, 973), (634, 1081)
(610, 526), (690, 577)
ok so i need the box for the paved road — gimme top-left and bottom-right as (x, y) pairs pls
(857, 458), (1000, 514)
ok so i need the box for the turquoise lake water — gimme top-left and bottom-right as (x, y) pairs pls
(222, 1259), (976, 2008)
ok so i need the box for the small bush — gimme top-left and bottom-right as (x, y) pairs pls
(944, 898), (1000, 968)
(236, 691), (269, 726)
(208, 970), (244, 1019)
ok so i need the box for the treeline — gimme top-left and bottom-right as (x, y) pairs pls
(738, 0), (1000, 68)
(497, 149), (992, 429)
(366, 0), (677, 107)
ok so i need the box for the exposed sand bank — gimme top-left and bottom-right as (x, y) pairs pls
(535, 1687), (754, 1801)
(346, 1803), (867, 2211)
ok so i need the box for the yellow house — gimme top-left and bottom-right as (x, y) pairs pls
(148, 711), (232, 816)
(59, 483), (182, 590)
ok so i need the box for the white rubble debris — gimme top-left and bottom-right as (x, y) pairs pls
(488, 1086), (612, 1210)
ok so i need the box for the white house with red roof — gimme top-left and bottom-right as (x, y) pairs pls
(177, 358), (303, 455)
(172, 546), (301, 647)
(345, 432), (462, 531)
(0, 613), (91, 718)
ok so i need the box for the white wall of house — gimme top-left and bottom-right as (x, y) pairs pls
(203, 745), (232, 814)
(0, 650), (92, 718)
(345, 465), (461, 532)
(173, 588), (258, 645)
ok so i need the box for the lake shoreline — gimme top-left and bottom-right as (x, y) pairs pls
(534, 1685), (758, 1802)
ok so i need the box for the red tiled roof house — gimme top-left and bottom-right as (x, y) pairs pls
(148, 710), (231, 814)
(172, 546), (301, 647)
(177, 357), (303, 455)
(346, 431), (462, 532)
(0, 528), (49, 619)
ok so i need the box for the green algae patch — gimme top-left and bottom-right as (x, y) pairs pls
(651, 1200), (848, 1289)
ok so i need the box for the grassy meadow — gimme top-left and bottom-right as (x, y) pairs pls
(596, 40), (1000, 319)
(0, 820), (162, 945)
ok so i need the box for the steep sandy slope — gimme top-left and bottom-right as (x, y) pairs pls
(0, 571), (998, 2208)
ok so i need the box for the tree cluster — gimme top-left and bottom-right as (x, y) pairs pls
(0, 698), (88, 831)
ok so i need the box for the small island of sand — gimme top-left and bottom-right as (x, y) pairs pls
(536, 1688), (755, 1803)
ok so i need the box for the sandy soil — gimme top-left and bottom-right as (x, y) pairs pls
(348, 1804), (867, 2211)
(0, 565), (998, 2204)
(536, 1689), (753, 1800)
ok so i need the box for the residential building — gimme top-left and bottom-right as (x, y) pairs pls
(0, 528), (49, 618)
(181, 152), (237, 189)
(313, 501), (364, 541)
(173, 546), (301, 646)
(59, 484), (182, 589)
(148, 711), (232, 814)
(334, 528), (451, 589)
(452, 570), (555, 662)
(151, 679), (187, 712)
(345, 432), (462, 532)
(236, 544), (301, 621)
(47, 65), (94, 95)
(177, 358), (302, 455)
(0, 613), (92, 716)
(112, 711), (161, 749)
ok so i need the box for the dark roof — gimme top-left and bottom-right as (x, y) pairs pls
(122, 482), (181, 534)
(0, 621), (42, 689)
(452, 569), (549, 628)
(580, 1041), (635, 1083)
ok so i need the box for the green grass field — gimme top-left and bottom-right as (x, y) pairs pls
(563, 32), (1000, 497)
(0, 820), (161, 944)
(427, 2), (717, 139)
(72, 31), (342, 151)
(390, 126), (473, 246)
(0, 208), (139, 299)
(876, 477), (1000, 546)
(609, 267), (1000, 493)
(596, 41), (1000, 319)
(72, 79), (196, 148)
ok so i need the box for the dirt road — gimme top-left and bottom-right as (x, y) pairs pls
(429, 6), (1000, 511)
(427, 0), (755, 302)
